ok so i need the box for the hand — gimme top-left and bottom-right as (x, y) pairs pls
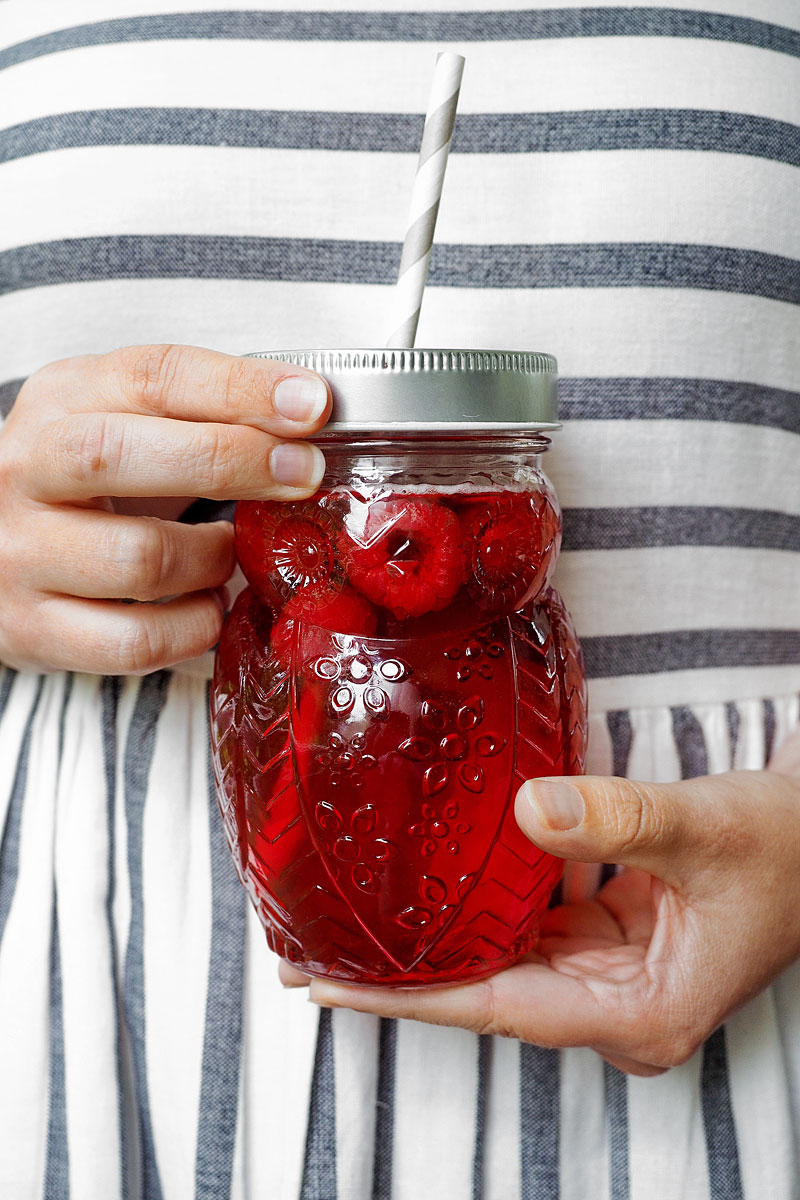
(0, 344), (330, 674)
(287, 740), (800, 1076)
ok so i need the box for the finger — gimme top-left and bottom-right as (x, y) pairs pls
(279, 961), (311, 988)
(594, 869), (660, 946)
(28, 510), (234, 601)
(539, 899), (624, 942)
(561, 860), (603, 903)
(514, 773), (734, 884)
(48, 344), (332, 435)
(308, 959), (623, 1050)
(305, 969), (669, 1075)
(26, 412), (325, 502)
(25, 590), (226, 674)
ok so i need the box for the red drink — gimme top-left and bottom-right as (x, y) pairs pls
(211, 475), (586, 985)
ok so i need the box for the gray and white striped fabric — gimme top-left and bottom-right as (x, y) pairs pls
(1, 3), (799, 1198)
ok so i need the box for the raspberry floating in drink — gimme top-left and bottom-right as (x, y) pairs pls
(340, 496), (465, 618)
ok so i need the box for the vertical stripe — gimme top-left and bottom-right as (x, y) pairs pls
(484, 1036), (522, 1200)
(101, 676), (129, 1200)
(601, 710), (635, 886)
(627, 1060), (709, 1200)
(763, 698), (777, 763)
(604, 1063), (630, 1200)
(671, 706), (709, 778)
(44, 918), (69, 1198)
(195, 730), (246, 1200)
(301, 1006), (338, 1200)
(122, 672), (171, 1200)
(725, 991), (797, 1200)
(473, 1035), (490, 1200)
(43, 675), (74, 1199)
(0, 676), (44, 948)
(701, 1028), (744, 1200)
(372, 1018), (397, 1200)
(676, 710), (742, 1198)
(520, 1045), (560, 1198)
(606, 711), (633, 778)
(331, 1009), (380, 1200)
(392, 1022), (479, 1198)
(559, 1049), (608, 1200)
(725, 702), (741, 767)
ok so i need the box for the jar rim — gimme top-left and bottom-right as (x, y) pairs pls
(247, 348), (560, 434)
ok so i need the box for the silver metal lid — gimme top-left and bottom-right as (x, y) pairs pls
(248, 348), (559, 435)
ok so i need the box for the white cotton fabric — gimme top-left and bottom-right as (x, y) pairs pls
(0, 1), (799, 1197)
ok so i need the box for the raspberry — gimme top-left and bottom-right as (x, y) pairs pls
(235, 498), (345, 607)
(271, 586), (378, 661)
(340, 498), (465, 619)
(462, 489), (561, 613)
(215, 586), (273, 684)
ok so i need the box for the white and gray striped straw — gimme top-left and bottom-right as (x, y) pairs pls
(385, 51), (466, 348)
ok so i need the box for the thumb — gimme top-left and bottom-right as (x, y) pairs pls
(515, 774), (712, 883)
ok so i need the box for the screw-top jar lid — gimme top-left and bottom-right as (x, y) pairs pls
(248, 348), (559, 436)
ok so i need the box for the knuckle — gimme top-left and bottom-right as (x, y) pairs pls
(220, 355), (252, 412)
(123, 521), (176, 600)
(470, 982), (500, 1037)
(115, 613), (169, 675)
(113, 596), (220, 675)
(14, 357), (78, 411)
(56, 413), (123, 486)
(119, 344), (187, 415)
(468, 981), (519, 1041)
(604, 779), (664, 855)
(194, 424), (241, 496)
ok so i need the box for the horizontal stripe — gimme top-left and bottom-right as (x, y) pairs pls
(1, 237), (797, 304)
(588, 662), (800, 710)
(561, 506), (800, 551)
(5, 0), (799, 40)
(4, 147), (797, 260)
(2, 9), (799, 72)
(3, 107), (799, 167)
(558, 379), (800, 433)
(2, 376), (797, 433)
(553, 422), (800, 514)
(4, 39), (797, 129)
(556, 547), (800, 634)
(0, 281), (796, 393)
(581, 627), (800, 678)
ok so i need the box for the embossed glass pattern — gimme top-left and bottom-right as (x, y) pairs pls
(210, 436), (587, 986)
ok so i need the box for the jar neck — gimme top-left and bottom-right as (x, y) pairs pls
(316, 435), (551, 492)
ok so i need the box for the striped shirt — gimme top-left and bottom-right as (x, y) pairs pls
(0, 4), (798, 1199)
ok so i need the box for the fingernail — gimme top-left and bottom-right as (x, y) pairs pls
(521, 780), (585, 831)
(270, 442), (325, 489)
(273, 375), (328, 423)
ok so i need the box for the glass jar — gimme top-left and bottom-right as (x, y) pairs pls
(210, 350), (586, 987)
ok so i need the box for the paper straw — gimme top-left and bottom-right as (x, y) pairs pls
(385, 51), (465, 348)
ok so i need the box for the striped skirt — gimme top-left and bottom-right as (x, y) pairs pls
(0, 665), (798, 1199)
